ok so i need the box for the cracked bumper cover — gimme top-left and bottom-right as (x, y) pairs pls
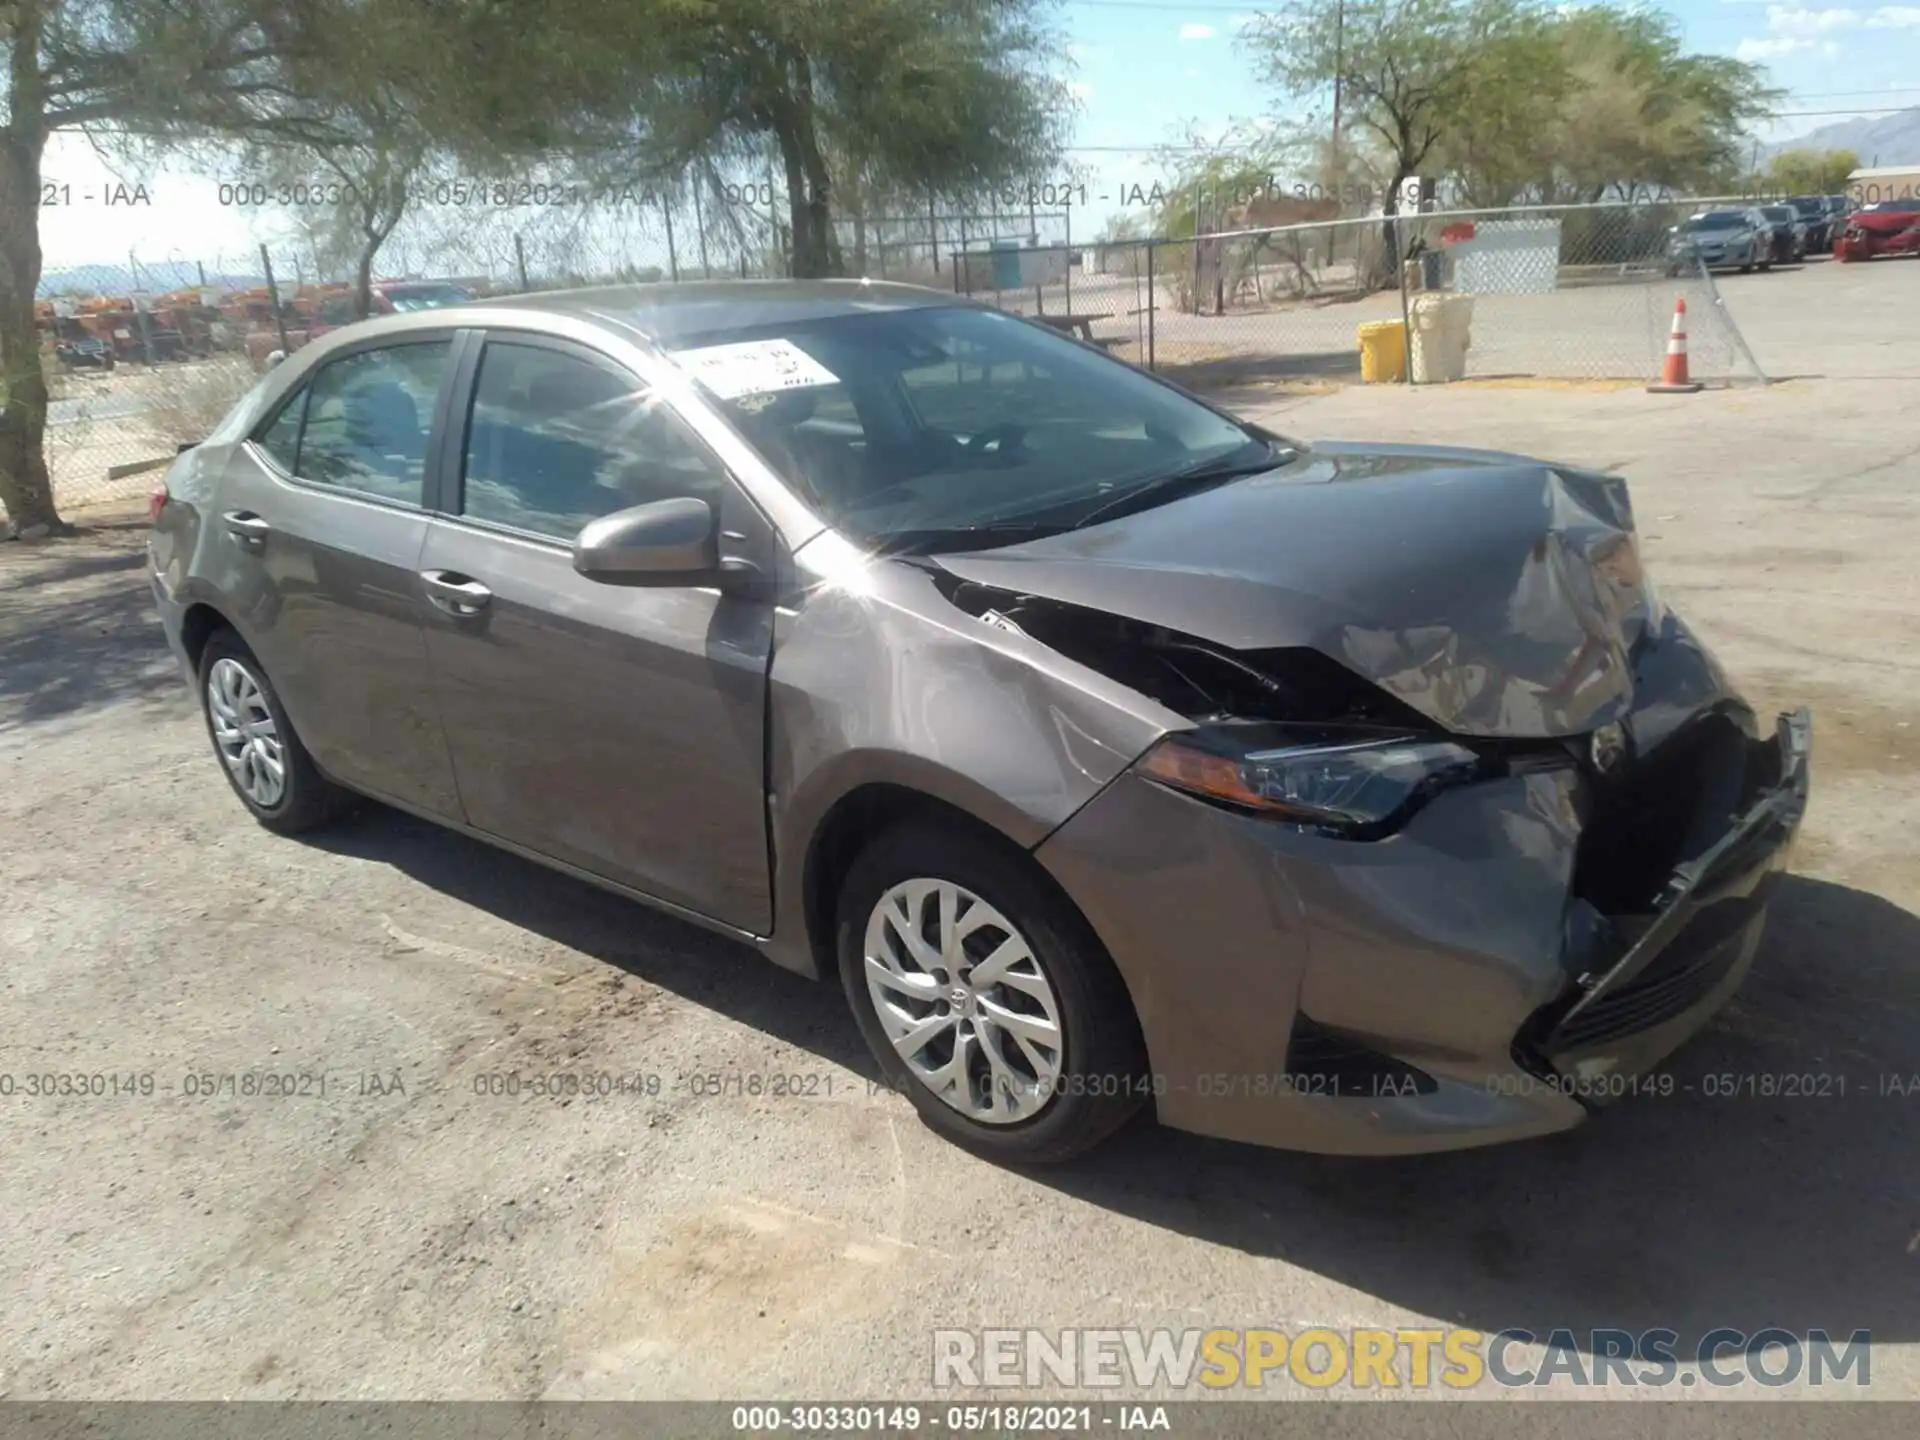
(1035, 709), (1810, 1156)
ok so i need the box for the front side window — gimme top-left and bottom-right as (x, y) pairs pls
(461, 341), (726, 540)
(667, 305), (1271, 550)
(293, 342), (450, 504)
(255, 390), (306, 471)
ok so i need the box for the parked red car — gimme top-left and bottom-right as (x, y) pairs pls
(1834, 198), (1920, 261)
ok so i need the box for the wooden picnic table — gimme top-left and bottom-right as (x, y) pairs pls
(1034, 311), (1113, 342)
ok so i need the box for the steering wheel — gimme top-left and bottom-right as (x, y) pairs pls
(964, 422), (1027, 465)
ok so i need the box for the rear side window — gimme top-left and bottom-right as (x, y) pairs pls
(460, 341), (726, 540)
(286, 342), (450, 505)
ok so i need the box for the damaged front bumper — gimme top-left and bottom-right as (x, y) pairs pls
(1034, 699), (1811, 1156)
(1523, 707), (1810, 1088)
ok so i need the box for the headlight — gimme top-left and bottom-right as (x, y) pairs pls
(1138, 724), (1489, 837)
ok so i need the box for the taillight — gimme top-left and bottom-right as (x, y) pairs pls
(148, 483), (169, 525)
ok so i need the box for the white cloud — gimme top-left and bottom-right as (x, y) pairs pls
(1765, 6), (1860, 34)
(1178, 23), (1217, 40)
(1737, 34), (1810, 57)
(1183, 67), (1202, 78)
(1762, 3), (1920, 29)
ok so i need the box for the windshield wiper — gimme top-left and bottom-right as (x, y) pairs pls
(1069, 439), (1294, 531)
(868, 521), (1072, 557)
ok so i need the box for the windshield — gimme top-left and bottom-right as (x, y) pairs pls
(670, 305), (1276, 549)
(1684, 212), (1745, 232)
(1761, 207), (1794, 223)
(1788, 197), (1823, 216)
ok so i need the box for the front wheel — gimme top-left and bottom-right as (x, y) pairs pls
(838, 820), (1147, 1164)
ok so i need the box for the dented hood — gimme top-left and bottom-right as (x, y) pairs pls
(931, 441), (1661, 738)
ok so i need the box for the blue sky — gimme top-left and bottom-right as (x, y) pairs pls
(36, 0), (1920, 270)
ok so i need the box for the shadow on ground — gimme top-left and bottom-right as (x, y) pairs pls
(310, 807), (870, 1075)
(0, 531), (181, 731)
(316, 795), (1920, 1352)
(1040, 872), (1920, 1352)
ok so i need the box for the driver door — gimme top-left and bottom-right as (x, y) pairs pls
(417, 331), (777, 933)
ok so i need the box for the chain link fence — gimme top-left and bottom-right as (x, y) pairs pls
(24, 197), (1766, 521)
(957, 198), (1768, 395)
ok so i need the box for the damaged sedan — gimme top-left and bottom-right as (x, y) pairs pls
(149, 281), (1810, 1162)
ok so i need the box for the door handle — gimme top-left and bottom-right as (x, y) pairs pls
(420, 569), (493, 616)
(223, 510), (270, 545)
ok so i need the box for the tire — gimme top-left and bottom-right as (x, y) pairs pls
(197, 627), (346, 835)
(837, 819), (1147, 1164)
(1739, 262), (1753, 274)
(1757, 260), (1771, 272)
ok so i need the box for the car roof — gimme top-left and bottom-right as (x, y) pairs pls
(476, 279), (967, 347)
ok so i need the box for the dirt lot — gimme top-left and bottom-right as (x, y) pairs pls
(2, 282), (1917, 1405)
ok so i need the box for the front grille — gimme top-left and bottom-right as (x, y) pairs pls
(1551, 902), (1753, 1048)
(1285, 1015), (1437, 1098)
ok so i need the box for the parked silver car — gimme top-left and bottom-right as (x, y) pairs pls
(1667, 209), (1764, 273)
(150, 282), (1811, 1161)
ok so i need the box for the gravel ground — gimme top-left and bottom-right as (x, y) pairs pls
(2, 276), (1917, 1407)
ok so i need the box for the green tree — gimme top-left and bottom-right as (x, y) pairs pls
(0, 0), (417, 535)
(1766, 147), (1860, 197)
(1437, 7), (1777, 205)
(476, 0), (1068, 279)
(1240, 0), (1549, 224)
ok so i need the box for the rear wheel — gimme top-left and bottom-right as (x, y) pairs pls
(837, 820), (1147, 1164)
(198, 628), (346, 834)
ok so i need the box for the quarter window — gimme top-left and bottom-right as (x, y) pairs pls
(460, 342), (726, 540)
(292, 342), (450, 505)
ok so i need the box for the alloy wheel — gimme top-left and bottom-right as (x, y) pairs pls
(862, 878), (1064, 1123)
(207, 656), (287, 809)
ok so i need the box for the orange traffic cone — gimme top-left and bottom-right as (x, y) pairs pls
(1647, 296), (1703, 394)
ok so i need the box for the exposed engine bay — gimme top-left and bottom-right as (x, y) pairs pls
(932, 570), (1439, 731)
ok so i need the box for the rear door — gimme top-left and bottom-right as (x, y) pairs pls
(213, 333), (463, 816)
(416, 331), (776, 933)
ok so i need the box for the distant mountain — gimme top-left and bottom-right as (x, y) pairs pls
(1763, 107), (1920, 168)
(36, 263), (262, 298)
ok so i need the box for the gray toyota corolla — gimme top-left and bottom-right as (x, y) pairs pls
(150, 281), (1811, 1162)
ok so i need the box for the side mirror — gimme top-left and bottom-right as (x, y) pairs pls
(573, 496), (720, 587)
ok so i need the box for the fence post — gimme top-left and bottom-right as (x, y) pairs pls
(928, 188), (939, 268)
(1064, 194), (1073, 315)
(259, 244), (290, 356)
(514, 233), (529, 292)
(1395, 213), (1414, 386)
(662, 191), (679, 282)
(951, 251), (962, 295)
(692, 176), (711, 278)
(1146, 239), (1156, 372)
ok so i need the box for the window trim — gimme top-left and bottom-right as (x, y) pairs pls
(438, 329), (740, 550)
(242, 328), (468, 513)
